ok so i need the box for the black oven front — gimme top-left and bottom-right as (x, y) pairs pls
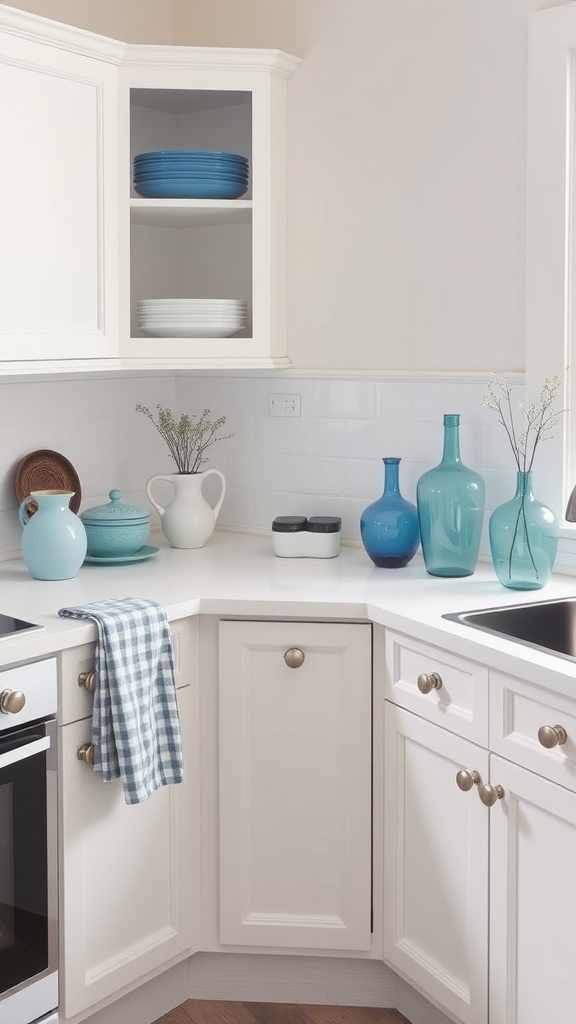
(0, 657), (58, 1024)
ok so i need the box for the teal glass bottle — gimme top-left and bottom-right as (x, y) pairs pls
(488, 471), (558, 590)
(360, 457), (420, 567)
(416, 414), (485, 577)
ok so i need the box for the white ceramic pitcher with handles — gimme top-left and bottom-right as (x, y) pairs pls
(146, 470), (226, 549)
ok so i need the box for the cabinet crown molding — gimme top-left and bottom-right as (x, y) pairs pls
(122, 45), (302, 78)
(0, 3), (126, 62)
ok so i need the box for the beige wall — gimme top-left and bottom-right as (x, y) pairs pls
(172, 0), (321, 54)
(6, 0), (173, 43)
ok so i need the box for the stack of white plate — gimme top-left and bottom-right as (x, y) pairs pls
(137, 298), (248, 338)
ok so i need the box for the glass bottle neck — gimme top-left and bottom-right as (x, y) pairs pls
(514, 470), (533, 498)
(441, 421), (461, 464)
(383, 458), (400, 495)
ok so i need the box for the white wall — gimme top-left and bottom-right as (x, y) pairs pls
(173, 0), (565, 372)
(285, 0), (566, 371)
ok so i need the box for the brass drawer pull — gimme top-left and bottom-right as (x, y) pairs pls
(78, 669), (97, 692)
(284, 648), (305, 669)
(456, 768), (480, 792)
(417, 672), (442, 694)
(0, 688), (26, 714)
(478, 783), (504, 807)
(77, 743), (96, 766)
(538, 724), (567, 749)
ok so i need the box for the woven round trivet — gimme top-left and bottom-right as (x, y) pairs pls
(14, 449), (82, 515)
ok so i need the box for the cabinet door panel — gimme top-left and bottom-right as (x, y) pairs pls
(384, 704), (489, 1024)
(219, 620), (372, 950)
(490, 755), (576, 1023)
(59, 686), (196, 1018)
(0, 34), (118, 361)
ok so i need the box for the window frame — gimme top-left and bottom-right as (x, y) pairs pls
(526, 3), (576, 530)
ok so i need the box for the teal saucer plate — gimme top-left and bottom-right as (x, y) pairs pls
(84, 545), (159, 565)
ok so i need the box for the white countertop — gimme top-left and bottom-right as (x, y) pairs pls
(3, 529), (576, 698)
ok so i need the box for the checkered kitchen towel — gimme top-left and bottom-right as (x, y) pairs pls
(58, 597), (183, 804)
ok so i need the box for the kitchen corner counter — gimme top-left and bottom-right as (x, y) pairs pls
(2, 529), (576, 696)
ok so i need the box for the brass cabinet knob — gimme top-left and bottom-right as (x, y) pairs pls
(78, 669), (97, 692)
(479, 783), (504, 807)
(0, 689), (26, 714)
(417, 672), (442, 694)
(456, 769), (481, 792)
(284, 647), (305, 669)
(77, 743), (95, 766)
(538, 724), (567, 749)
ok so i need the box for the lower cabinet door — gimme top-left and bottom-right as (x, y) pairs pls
(383, 704), (489, 1024)
(59, 686), (196, 1019)
(489, 755), (576, 1024)
(218, 619), (372, 950)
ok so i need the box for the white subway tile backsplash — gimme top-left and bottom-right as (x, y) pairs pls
(214, 414), (252, 454)
(310, 379), (376, 419)
(126, 375), (176, 413)
(374, 419), (441, 464)
(49, 379), (111, 421)
(0, 507), (23, 552)
(252, 415), (313, 455)
(0, 381), (50, 425)
(283, 454), (343, 495)
(252, 490), (309, 529)
(458, 423), (487, 469)
(4, 369), (573, 571)
(485, 421), (519, 470)
(225, 452), (283, 492)
(482, 467), (518, 514)
(176, 374), (228, 413)
(219, 486), (253, 527)
(313, 419), (376, 459)
(375, 379), (495, 424)
(343, 459), (384, 500)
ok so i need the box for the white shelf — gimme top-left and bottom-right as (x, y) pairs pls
(130, 198), (252, 227)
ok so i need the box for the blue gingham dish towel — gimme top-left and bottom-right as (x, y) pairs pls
(58, 597), (184, 805)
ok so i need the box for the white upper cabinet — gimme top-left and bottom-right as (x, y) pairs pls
(119, 50), (300, 369)
(0, 9), (121, 368)
(0, 6), (300, 372)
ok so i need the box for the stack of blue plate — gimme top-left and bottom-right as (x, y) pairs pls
(133, 149), (249, 199)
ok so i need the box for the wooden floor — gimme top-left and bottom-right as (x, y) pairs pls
(152, 1000), (410, 1024)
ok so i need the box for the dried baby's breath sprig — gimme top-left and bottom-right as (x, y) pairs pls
(481, 373), (564, 472)
(136, 404), (233, 474)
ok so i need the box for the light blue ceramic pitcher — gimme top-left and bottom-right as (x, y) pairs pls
(19, 489), (87, 580)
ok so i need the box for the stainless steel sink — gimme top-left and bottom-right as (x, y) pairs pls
(443, 597), (576, 662)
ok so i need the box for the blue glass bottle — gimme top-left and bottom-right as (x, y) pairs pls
(360, 457), (420, 568)
(416, 414), (485, 577)
(489, 471), (558, 590)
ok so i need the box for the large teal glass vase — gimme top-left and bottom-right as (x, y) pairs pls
(360, 457), (420, 568)
(488, 471), (559, 590)
(416, 414), (485, 577)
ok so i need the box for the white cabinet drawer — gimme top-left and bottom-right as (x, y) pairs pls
(490, 671), (576, 791)
(58, 615), (198, 725)
(384, 630), (489, 744)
